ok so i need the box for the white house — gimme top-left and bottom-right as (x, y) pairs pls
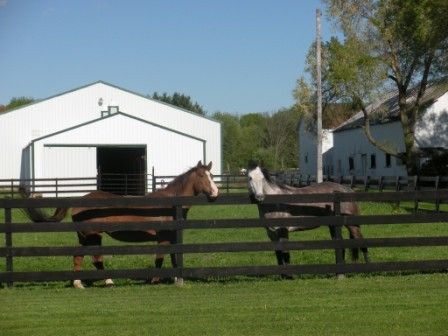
(0, 81), (222, 194)
(298, 120), (334, 176)
(299, 79), (448, 177)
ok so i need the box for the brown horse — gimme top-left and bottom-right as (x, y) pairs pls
(247, 162), (369, 274)
(21, 161), (219, 288)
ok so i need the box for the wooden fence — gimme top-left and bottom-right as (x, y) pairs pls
(1, 190), (448, 286)
(2, 173), (448, 198)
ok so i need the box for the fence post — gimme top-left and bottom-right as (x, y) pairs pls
(378, 176), (384, 191)
(435, 176), (440, 212)
(174, 204), (184, 286)
(124, 175), (128, 196)
(152, 167), (156, 192)
(413, 176), (419, 212)
(10, 180), (14, 199)
(333, 193), (345, 279)
(55, 178), (59, 198)
(4, 207), (13, 287)
(363, 175), (369, 191)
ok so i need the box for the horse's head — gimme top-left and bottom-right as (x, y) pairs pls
(192, 161), (219, 200)
(247, 161), (266, 203)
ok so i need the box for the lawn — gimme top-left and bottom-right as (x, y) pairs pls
(1, 198), (447, 335)
(1, 274), (447, 336)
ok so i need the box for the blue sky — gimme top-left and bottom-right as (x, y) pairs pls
(0, 0), (334, 114)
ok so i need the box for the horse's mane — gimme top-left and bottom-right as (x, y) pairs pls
(161, 166), (199, 195)
(248, 161), (291, 190)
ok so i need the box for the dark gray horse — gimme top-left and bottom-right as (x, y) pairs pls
(247, 162), (369, 271)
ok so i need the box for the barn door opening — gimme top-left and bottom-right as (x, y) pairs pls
(97, 146), (147, 195)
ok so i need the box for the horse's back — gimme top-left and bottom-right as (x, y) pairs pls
(290, 181), (359, 216)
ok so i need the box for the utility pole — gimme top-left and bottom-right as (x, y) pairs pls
(316, 8), (323, 183)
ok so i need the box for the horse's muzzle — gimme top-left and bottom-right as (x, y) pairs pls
(254, 193), (265, 202)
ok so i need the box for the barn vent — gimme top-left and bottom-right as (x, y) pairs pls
(101, 105), (120, 118)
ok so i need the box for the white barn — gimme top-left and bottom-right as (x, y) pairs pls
(0, 81), (221, 194)
(299, 80), (448, 177)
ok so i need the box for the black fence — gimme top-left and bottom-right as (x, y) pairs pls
(1, 190), (448, 286)
(3, 172), (447, 199)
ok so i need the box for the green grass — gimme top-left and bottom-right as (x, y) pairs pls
(1, 200), (448, 335)
(1, 274), (447, 336)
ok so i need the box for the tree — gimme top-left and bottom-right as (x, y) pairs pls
(150, 92), (206, 115)
(263, 108), (301, 170)
(4, 97), (35, 111)
(211, 112), (243, 172)
(323, 0), (448, 174)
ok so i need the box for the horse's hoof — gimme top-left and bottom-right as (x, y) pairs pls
(337, 274), (346, 280)
(105, 279), (114, 287)
(73, 280), (85, 289)
(174, 277), (184, 286)
(150, 277), (161, 285)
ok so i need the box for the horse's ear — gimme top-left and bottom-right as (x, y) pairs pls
(197, 160), (203, 168)
(248, 159), (258, 170)
(206, 161), (212, 170)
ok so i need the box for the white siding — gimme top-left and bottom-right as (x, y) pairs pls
(415, 91), (448, 148)
(298, 121), (334, 176)
(42, 147), (96, 178)
(33, 113), (205, 179)
(332, 122), (407, 177)
(0, 81), (221, 180)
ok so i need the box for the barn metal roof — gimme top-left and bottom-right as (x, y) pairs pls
(333, 78), (448, 133)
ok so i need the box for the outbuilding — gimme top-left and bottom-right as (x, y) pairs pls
(299, 79), (448, 178)
(0, 81), (221, 194)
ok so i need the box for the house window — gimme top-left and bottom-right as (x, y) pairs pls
(304, 153), (308, 164)
(385, 153), (391, 167)
(370, 154), (376, 169)
(349, 157), (355, 171)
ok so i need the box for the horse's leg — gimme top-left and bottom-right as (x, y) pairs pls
(151, 232), (170, 284)
(73, 255), (85, 289)
(92, 255), (114, 287)
(266, 228), (283, 266)
(169, 231), (184, 286)
(277, 228), (293, 279)
(345, 225), (370, 263)
(329, 226), (346, 262)
(73, 232), (86, 289)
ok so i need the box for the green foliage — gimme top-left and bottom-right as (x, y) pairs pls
(213, 108), (299, 172)
(4, 96), (35, 111)
(150, 91), (206, 115)
(321, 0), (448, 175)
(419, 150), (448, 176)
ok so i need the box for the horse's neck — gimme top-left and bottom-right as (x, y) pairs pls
(159, 174), (196, 197)
(263, 181), (287, 195)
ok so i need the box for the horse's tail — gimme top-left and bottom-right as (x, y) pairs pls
(18, 187), (69, 222)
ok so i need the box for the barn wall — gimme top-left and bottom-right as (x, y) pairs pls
(415, 91), (448, 148)
(298, 121), (334, 176)
(332, 121), (407, 177)
(32, 114), (205, 180)
(0, 81), (221, 180)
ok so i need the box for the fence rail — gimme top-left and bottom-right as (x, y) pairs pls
(3, 173), (448, 198)
(1, 190), (448, 286)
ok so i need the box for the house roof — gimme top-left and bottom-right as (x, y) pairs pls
(333, 78), (448, 133)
